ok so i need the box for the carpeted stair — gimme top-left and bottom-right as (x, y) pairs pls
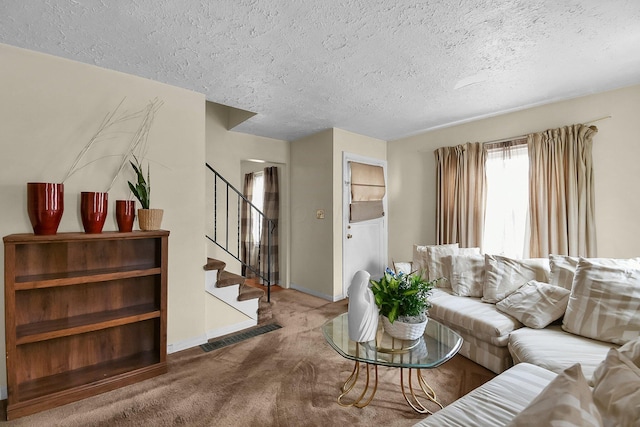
(203, 257), (273, 323)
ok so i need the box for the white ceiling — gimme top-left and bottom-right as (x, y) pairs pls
(2, 1), (640, 141)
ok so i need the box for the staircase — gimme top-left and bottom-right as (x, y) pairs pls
(204, 257), (273, 324)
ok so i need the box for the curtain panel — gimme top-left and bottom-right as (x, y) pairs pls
(434, 142), (487, 248)
(260, 166), (279, 284)
(527, 124), (598, 257)
(241, 173), (258, 278)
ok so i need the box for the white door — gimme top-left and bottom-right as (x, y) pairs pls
(342, 153), (388, 298)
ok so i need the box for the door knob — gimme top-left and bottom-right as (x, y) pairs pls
(347, 234), (353, 239)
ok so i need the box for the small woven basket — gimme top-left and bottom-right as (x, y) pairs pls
(382, 315), (428, 341)
(138, 208), (164, 231)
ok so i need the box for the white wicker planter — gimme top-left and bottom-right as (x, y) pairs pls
(381, 315), (428, 341)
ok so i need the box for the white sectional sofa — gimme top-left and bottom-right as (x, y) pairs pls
(403, 244), (640, 426)
(416, 338), (640, 427)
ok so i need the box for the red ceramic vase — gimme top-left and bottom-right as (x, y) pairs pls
(115, 200), (136, 232)
(27, 182), (64, 235)
(81, 192), (108, 234)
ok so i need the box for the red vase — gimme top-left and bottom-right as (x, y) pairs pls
(81, 192), (108, 234)
(115, 200), (136, 232)
(27, 182), (64, 235)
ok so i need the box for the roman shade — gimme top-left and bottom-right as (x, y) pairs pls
(349, 162), (385, 222)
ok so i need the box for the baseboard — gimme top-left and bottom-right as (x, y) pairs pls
(289, 283), (342, 302)
(167, 334), (209, 354)
(166, 317), (258, 354)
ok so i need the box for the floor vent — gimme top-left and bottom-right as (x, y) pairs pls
(200, 323), (282, 352)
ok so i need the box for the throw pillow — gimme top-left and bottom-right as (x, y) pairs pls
(563, 258), (640, 345)
(426, 243), (459, 284)
(482, 255), (550, 304)
(392, 261), (412, 275)
(412, 245), (430, 280)
(618, 336), (640, 366)
(549, 255), (640, 291)
(507, 364), (602, 427)
(591, 347), (640, 427)
(588, 337), (640, 387)
(446, 254), (485, 297)
(457, 247), (481, 256)
(549, 254), (580, 290)
(496, 280), (570, 328)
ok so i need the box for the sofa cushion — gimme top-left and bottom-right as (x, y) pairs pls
(449, 327), (514, 374)
(563, 258), (640, 345)
(482, 255), (550, 303)
(508, 325), (615, 380)
(413, 363), (556, 427)
(507, 364), (602, 427)
(591, 343), (640, 427)
(445, 254), (485, 297)
(496, 280), (570, 329)
(429, 289), (521, 346)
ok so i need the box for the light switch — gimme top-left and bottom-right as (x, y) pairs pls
(316, 209), (325, 219)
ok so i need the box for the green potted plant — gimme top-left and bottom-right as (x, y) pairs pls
(370, 267), (436, 340)
(128, 155), (163, 230)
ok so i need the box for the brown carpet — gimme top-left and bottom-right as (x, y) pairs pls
(0, 289), (494, 427)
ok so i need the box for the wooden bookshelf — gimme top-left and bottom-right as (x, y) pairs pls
(4, 231), (169, 419)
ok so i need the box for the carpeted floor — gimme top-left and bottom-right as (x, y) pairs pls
(0, 289), (494, 426)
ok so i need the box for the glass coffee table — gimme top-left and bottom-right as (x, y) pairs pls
(322, 313), (462, 414)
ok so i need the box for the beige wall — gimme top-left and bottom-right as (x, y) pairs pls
(290, 128), (386, 299)
(290, 129), (335, 297)
(0, 43), (207, 395)
(388, 84), (640, 262)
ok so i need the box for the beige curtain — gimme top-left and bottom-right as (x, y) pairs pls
(241, 173), (258, 278)
(260, 166), (279, 284)
(350, 162), (385, 222)
(434, 142), (486, 248)
(528, 124), (598, 257)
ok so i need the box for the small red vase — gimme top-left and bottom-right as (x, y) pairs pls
(27, 182), (64, 235)
(115, 200), (136, 232)
(81, 192), (108, 234)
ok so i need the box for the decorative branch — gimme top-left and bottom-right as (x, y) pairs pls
(106, 98), (164, 192)
(62, 97), (164, 193)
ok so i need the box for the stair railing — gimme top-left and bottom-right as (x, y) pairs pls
(205, 163), (274, 302)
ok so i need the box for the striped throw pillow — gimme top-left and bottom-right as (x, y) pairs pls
(482, 255), (550, 303)
(507, 364), (602, 427)
(496, 280), (570, 329)
(592, 344), (640, 427)
(562, 258), (640, 345)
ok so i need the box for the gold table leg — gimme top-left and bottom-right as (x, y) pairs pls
(400, 368), (445, 414)
(337, 346), (379, 408)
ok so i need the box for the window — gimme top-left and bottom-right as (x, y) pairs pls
(483, 143), (529, 258)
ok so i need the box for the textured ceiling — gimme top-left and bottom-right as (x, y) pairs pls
(2, 1), (640, 141)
